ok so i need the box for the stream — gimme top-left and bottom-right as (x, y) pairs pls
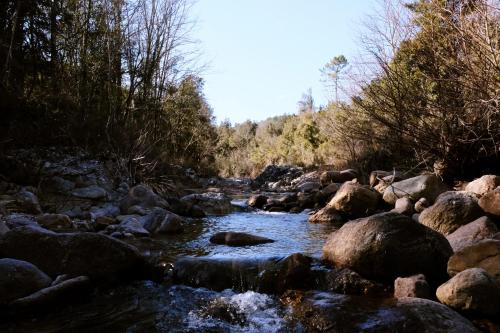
(1, 206), (336, 332)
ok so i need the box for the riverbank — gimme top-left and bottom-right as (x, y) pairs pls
(1, 148), (499, 332)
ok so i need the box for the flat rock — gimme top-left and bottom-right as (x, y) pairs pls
(209, 232), (274, 246)
(448, 239), (500, 283)
(419, 191), (483, 235)
(0, 258), (52, 304)
(446, 216), (498, 252)
(323, 212), (453, 284)
(71, 185), (107, 200)
(0, 226), (150, 284)
(436, 268), (500, 317)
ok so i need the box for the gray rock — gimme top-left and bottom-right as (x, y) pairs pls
(465, 175), (500, 197)
(383, 174), (447, 205)
(209, 232), (274, 246)
(419, 191), (483, 235)
(446, 216), (498, 252)
(180, 192), (233, 215)
(4, 214), (38, 229)
(448, 239), (500, 283)
(156, 212), (185, 234)
(394, 274), (431, 299)
(115, 217), (150, 237)
(436, 268), (500, 317)
(71, 185), (107, 200)
(0, 258), (52, 304)
(0, 221), (9, 236)
(283, 290), (481, 333)
(119, 184), (169, 213)
(323, 212), (453, 284)
(15, 190), (42, 214)
(297, 181), (321, 193)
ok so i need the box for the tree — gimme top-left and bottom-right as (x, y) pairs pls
(297, 88), (315, 113)
(321, 55), (348, 103)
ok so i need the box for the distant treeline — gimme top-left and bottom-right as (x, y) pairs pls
(216, 0), (500, 181)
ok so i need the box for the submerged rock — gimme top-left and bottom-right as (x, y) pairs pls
(0, 258), (52, 305)
(419, 191), (483, 235)
(282, 290), (481, 333)
(437, 268), (500, 318)
(323, 212), (452, 284)
(209, 232), (274, 246)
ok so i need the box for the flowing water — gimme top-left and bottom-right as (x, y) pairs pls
(2, 206), (336, 332)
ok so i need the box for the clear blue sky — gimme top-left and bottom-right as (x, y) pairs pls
(191, 0), (377, 124)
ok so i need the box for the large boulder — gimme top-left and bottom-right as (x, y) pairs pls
(0, 258), (52, 304)
(0, 226), (150, 284)
(322, 182), (380, 218)
(323, 212), (453, 284)
(283, 290), (481, 333)
(180, 192), (233, 215)
(446, 216), (498, 252)
(448, 239), (500, 283)
(209, 232), (274, 246)
(253, 165), (303, 188)
(436, 268), (500, 317)
(465, 175), (500, 196)
(382, 174), (447, 205)
(478, 187), (500, 217)
(419, 191), (483, 235)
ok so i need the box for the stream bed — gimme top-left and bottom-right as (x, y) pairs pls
(1, 210), (335, 332)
